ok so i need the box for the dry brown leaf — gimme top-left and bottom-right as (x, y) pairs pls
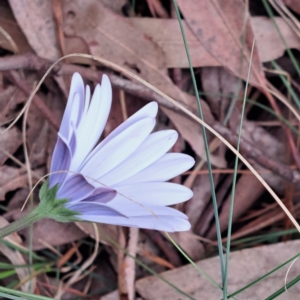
(168, 231), (204, 261)
(185, 171), (213, 228)
(201, 67), (242, 121)
(9, 0), (60, 60)
(207, 174), (265, 239)
(283, 0), (300, 14)
(0, 87), (25, 124)
(177, 0), (265, 88)
(251, 16), (300, 63)
(129, 17), (219, 68)
(129, 17), (300, 68)
(0, 1), (31, 53)
(136, 240), (300, 299)
(0, 216), (33, 292)
(28, 122), (49, 169)
(0, 166), (27, 200)
(6, 188), (30, 212)
(27, 94), (53, 168)
(19, 218), (87, 250)
(0, 127), (22, 166)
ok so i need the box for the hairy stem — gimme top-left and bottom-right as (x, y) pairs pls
(0, 206), (43, 238)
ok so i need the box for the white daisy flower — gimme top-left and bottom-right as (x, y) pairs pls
(49, 73), (194, 232)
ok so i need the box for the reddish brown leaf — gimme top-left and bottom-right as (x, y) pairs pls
(0, 127), (22, 166)
(0, 1), (31, 53)
(9, 0), (60, 60)
(177, 0), (265, 87)
(0, 166), (27, 200)
(283, 0), (300, 14)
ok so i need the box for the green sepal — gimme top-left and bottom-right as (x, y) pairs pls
(38, 180), (81, 223)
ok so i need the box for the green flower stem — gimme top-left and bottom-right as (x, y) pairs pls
(0, 181), (80, 239)
(0, 205), (43, 239)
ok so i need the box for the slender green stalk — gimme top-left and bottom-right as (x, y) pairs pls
(0, 262), (49, 270)
(0, 286), (54, 300)
(223, 40), (256, 299)
(0, 239), (46, 261)
(0, 181), (78, 239)
(246, 99), (300, 136)
(230, 228), (298, 246)
(270, 60), (300, 109)
(0, 292), (24, 300)
(265, 274), (300, 299)
(0, 270), (16, 279)
(172, 0), (225, 284)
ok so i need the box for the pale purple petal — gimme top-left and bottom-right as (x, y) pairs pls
(74, 201), (190, 231)
(106, 201), (188, 218)
(69, 202), (127, 217)
(83, 85), (91, 116)
(98, 102), (158, 149)
(98, 130), (178, 186)
(49, 134), (72, 188)
(78, 214), (190, 232)
(111, 182), (193, 206)
(56, 174), (95, 203)
(117, 153), (195, 186)
(72, 75), (112, 169)
(80, 118), (156, 182)
(59, 73), (85, 140)
(81, 188), (116, 204)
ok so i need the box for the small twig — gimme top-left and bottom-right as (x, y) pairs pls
(0, 53), (54, 72)
(213, 122), (300, 183)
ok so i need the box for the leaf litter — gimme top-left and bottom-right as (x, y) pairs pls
(0, 0), (300, 299)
